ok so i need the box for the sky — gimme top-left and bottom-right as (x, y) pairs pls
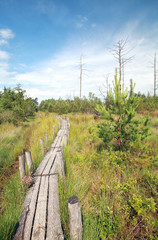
(0, 0), (158, 102)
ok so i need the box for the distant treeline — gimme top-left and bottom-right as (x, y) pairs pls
(0, 85), (38, 124)
(136, 92), (158, 112)
(39, 91), (158, 114)
(0, 86), (158, 125)
(39, 92), (102, 114)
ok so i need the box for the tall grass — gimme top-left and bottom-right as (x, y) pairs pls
(0, 113), (58, 240)
(59, 114), (158, 240)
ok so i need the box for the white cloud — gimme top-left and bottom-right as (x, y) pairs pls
(76, 15), (88, 28)
(0, 39), (8, 46)
(0, 50), (9, 60)
(0, 29), (14, 39)
(137, 37), (145, 45)
(6, 34), (155, 101)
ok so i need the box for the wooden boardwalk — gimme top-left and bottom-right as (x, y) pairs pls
(14, 119), (70, 240)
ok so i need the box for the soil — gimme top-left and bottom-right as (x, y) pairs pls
(0, 160), (19, 190)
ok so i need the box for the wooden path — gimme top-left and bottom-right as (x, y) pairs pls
(14, 118), (70, 240)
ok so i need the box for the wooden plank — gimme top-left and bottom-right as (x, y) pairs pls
(15, 118), (70, 240)
(42, 150), (57, 176)
(56, 150), (65, 178)
(32, 176), (49, 240)
(33, 149), (53, 176)
(19, 154), (26, 179)
(61, 131), (68, 146)
(50, 135), (59, 148)
(14, 184), (34, 240)
(50, 129), (62, 149)
(25, 150), (34, 175)
(55, 131), (63, 148)
(23, 177), (41, 240)
(49, 155), (58, 175)
(46, 175), (64, 240)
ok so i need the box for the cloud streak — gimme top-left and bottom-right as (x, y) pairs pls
(0, 29), (15, 39)
(0, 50), (9, 60)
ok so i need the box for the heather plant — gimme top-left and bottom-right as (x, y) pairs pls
(96, 69), (149, 150)
(21, 176), (34, 188)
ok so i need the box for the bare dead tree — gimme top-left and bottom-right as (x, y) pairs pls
(122, 57), (125, 91)
(80, 55), (83, 98)
(110, 38), (134, 91)
(149, 50), (157, 97)
(78, 55), (89, 98)
(99, 73), (109, 99)
(154, 51), (157, 97)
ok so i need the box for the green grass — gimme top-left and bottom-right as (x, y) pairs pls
(0, 112), (157, 239)
(0, 174), (26, 240)
(58, 114), (158, 240)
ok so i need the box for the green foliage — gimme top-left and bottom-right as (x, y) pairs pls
(39, 92), (102, 114)
(136, 94), (158, 112)
(96, 69), (149, 150)
(0, 85), (38, 124)
(97, 206), (119, 239)
(58, 114), (157, 239)
(128, 194), (156, 216)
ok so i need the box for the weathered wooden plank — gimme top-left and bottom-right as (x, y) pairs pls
(15, 117), (70, 240)
(25, 150), (34, 175)
(56, 149), (65, 178)
(14, 184), (34, 240)
(46, 175), (64, 240)
(33, 149), (53, 176)
(61, 130), (68, 146)
(49, 156), (58, 175)
(19, 154), (26, 179)
(23, 177), (41, 240)
(40, 139), (44, 155)
(42, 150), (57, 176)
(32, 176), (49, 240)
(50, 130), (62, 148)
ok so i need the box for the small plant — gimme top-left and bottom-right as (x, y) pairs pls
(96, 69), (149, 150)
(21, 176), (34, 188)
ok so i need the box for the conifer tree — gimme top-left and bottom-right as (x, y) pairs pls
(96, 69), (149, 150)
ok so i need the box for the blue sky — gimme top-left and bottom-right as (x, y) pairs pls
(0, 0), (158, 102)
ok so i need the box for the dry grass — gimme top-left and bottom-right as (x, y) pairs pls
(0, 113), (59, 240)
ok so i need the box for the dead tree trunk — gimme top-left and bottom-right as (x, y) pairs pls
(40, 138), (44, 155)
(154, 51), (157, 97)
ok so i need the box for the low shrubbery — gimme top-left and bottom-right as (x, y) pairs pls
(39, 92), (102, 114)
(0, 85), (38, 125)
(59, 113), (157, 239)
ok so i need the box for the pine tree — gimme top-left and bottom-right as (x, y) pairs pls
(96, 69), (149, 150)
